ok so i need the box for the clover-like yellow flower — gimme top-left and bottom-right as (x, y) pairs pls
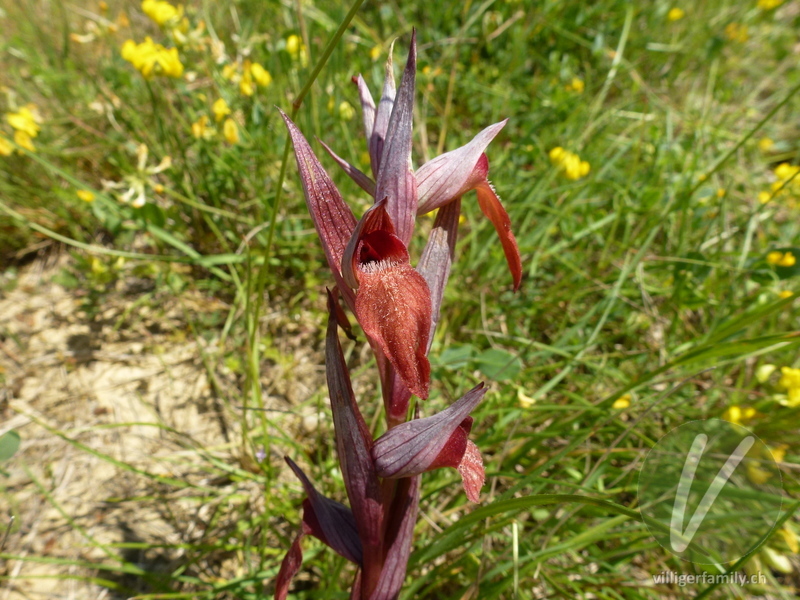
(285, 34), (308, 67)
(667, 7), (685, 21)
(549, 146), (590, 180)
(370, 45), (382, 61)
(612, 394), (631, 410)
(212, 98), (231, 122)
(250, 63), (272, 87)
(121, 37), (183, 78)
(6, 106), (41, 138)
(757, 0), (784, 9)
(767, 251), (796, 267)
(223, 118), (239, 145)
(758, 137), (775, 153)
(779, 290), (794, 299)
(141, 0), (182, 27)
(778, 366), (800, 407)
(77, 190), (95, 202)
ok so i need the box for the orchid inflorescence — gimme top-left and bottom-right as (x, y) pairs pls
(275, 31), (521, 599)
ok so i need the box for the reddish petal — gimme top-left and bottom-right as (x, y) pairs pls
(274, 529), (305, 600)
(280, 110), (358, 307)
(352, 74), (376, 151)
(457, 441), (485, 503)
(372, 383), (486, 478)
(416, 120), (508, 214)
(285, 457), (363, 565)
(475, 179), (522, 291)
(341, 200), (403, 289)
(356, 261), (431, 400)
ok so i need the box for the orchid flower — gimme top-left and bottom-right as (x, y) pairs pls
(275, 31), (520, 600)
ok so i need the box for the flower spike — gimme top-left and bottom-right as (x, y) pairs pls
(372, 383), (487, 502)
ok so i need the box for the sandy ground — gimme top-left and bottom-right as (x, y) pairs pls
(0, 256), (328, 599)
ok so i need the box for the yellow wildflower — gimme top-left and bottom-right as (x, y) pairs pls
(77, 190), (95, 202)
(0, 136), (12, 156)
(778, 366), (800, 407)
(370, 45), (381, 61)
(117, 12), (130, 28)
(758, 137), (774, 153)
(285, 34), (308, 67)
(550, 146), (590, 180)
(141, 0), (182, 27)
(239, 65), (254, 96)
(612, 394), (631, 410)
(223, 118), (239, 144)
(565, 77), (585, 93)
(758, 191), (772, 204)
(191, 115), (210, 138)
(779, 290), (794, 299)
(746, 462), (772, 485)
(99, 1), (108, 11)
(724, 23), (748, 43)
(212, 98), (231, 122)
(6, 106), (41, 138)
(716, 188), (726, 198)
(153, 183), (164, 193)
(722, 405), (757, 425)
(339, 101), (356, 121)
(757, 0), (783, 9)
(756, 363), (777, 383)
(250, 63), (272, 87)
(13, 130), (35, 152)
(667, 7), (685, 21)
(121, 37), (183, 78)
(774, 162), (800, 182)
(780, 525), (799, 553)
(767, 251), (796, 267)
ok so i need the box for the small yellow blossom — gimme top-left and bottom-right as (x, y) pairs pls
(223, 118), (239, 144)
(339, 101), (356, 121)
(121, 37), (183, 78)
(14, 130), (35, 152)
(239, 68), (254, 96)
(612, 394), (631, 410)
(746, 461), (772, 485)
(549, 146), (590, 180)
(517, 387), (536, 408)
(724, 23), (748, 43)
(767, 251), (796, 267)
(757, 0), (784, 9)
(153, 183), (164, 193)
(369, 45), (381, 61)
(117, 12), (130, 28)
(0, 136), (12, 156)
(565, 77), (585, 93)
(758, 137), (774, 153)
(285, 34), (308, 67)
(77, 190), (95, 202)
(780, 525), (799, 553)
(141, 0), (182, 27)
(6, 106), (41, 138)
(212, 98), (231, 122)
(722, 405), (757, 425)
(250, 63), (272, 87)
(769, 445), (788, 465)
(779, 290), (794, 299)
(191, 115), (210, 138)
(716, 188), (726, 198)
(778, 366), (800, 407)
(774, 162), (800, 181)
(667, 7), (685, 21)
(758, 191), (772, 204)
(221, 64), (237, 80)
(99, 1), (108, 11)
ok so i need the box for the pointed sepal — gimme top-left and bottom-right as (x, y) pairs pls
(375, 30), (417, 246)
(318, 137), (376, 197)
(370, 40), (396, 177)
(474, 176), (522, 291)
